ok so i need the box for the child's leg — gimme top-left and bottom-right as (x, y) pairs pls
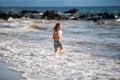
(60, 49), (63, 54)
(54, 49), (59, 58)
(55, 49), (58, 54)
(60, 45), (64, 54)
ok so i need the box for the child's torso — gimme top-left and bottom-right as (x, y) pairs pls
(53, 31), (61, 41)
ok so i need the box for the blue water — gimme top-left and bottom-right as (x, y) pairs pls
(0, 61), (21, 80)
(0, 6), (120, 14)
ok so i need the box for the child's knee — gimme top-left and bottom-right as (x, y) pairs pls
(60, 46), (64, 50)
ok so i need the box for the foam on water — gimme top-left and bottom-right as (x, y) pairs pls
(0, 19), (120, 80)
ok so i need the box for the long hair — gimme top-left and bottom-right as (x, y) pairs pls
(53, 23), (61, 32)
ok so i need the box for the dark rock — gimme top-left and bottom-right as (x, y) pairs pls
(8, 11), (20, 18)
(86, 16), (102, 22)
(79, 14), (87, 19)
(97, 12), (115, 19)
(0, 12), (9, 20)
(0, 11), (20, 20)
(42, 10), (62, 20)
(0, 9), (117, 20)
(64, 8), (79, 15)
(18, 10), (41, 19)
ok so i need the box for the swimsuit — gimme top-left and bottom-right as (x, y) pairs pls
(54, 40), (62, 50)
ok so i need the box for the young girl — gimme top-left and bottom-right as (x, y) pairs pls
(53, 23), (64, 56)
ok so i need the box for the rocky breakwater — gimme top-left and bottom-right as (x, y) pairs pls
(0, 8), (119, 21)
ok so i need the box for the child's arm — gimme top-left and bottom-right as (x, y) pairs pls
(59, 30), (64, 44)
(61, 39), (64, 44)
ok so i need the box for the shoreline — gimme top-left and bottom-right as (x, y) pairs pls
(0, 61), (22, 80)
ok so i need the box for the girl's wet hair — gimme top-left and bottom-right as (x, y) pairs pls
(53, 23), (61, 31)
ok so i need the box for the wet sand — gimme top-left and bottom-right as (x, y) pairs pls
(0, 61), (22, 80)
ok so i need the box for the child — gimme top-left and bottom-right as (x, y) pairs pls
(53, 23), (64, 56)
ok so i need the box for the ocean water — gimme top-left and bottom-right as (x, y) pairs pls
(0, 61), (21, 80)
(0, 6), (120, 14)
(0, 18), (120, 80)
(63, 21), (120, 57)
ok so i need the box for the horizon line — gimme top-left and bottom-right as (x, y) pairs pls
(0, 5), (120, 7)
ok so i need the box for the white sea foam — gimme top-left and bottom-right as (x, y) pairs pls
(0, 19), (120, 80)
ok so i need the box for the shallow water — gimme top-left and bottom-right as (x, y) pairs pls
(0, 61), (21, 80)
(62, 21), (120, 57)
(0, 19), (120, 80)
